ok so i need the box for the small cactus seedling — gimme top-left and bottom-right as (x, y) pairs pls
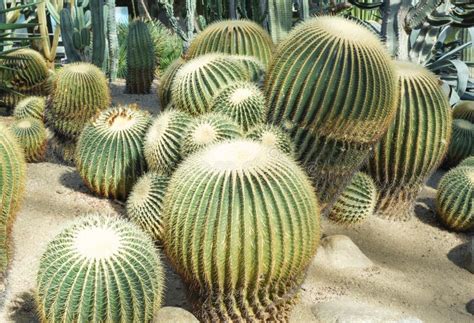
(13, 96), (46, 121)
(158, 58), (185, 108)
(246, 123), (294, 156)
(10, 118), (47, 162)
(453, 101), (474, 123)
(459, 156), (474, 167)
(443, 119), (473, 169)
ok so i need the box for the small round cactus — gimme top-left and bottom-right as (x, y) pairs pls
(181, 113), (242, 157)
(436, 166), (473, 232)
(13, 96), (46, 121)
(10, 118), (47, 162)
(453, 101), (474, 123)
(144, 109), (191, 175)
(443, 119), (473, 168)
(229, 55), (266, 84)
(328, 172), (377, 225)
(163, 139), (320, 321)
(126, 172), (170, 241)
(211, 81), (265, 131)
(158, 57), (185, 108)
(36, 214), (164, 323)
(75, 105), (152, 200)
(246, 123), (294, 156)
(459, 156), (474, 167)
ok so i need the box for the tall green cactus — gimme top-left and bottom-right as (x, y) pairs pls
(106, 0), (119, 81)
(267, 0), (293, 42)
(90, 0), (106, 69)
(59, 2), (91, 63)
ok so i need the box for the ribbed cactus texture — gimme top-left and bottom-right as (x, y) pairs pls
(126, 172), (170, 241)
(188, 20), (274, 66)
(163, 139), (320, 321)
(126, 19), (156, 94)
(171, 54), (249, 116)
(0, 125), (26, 275)
(13, 96), (46, 121)
(181, 113), (242, 157)
(459, 156), (474, 167)
(246, 124), (294, 156)
(212, 81), (265, 131)
(46, 63), (111, 141)
(436, 166), (474, 231)
(75, 105), (152, 201)
(328, 172), (377, 225)
(36, 215), (164, 323)
(453, 101), (474, 123)
(265, 16), (397, 212)
(367, 62), (452, 221)
(230, 55), (266, 84)
(10, 118), (47, 162)
(158, 58), (185, 108)
(443, 119), (473, 168)
(144, 109), (191, 175)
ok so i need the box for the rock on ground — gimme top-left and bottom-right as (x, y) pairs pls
(153, 306), (199, 323)
(465, 239), (474, 274)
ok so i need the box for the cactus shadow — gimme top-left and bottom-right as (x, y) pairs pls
(7, 290), (39, 323)
(425, 169), (446, 189)
(59, 169), (89, 194)
(414, 197), (442, 229)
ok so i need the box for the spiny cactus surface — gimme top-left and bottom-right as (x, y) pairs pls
(229, 55), (266, 84)
(443, 119), (473, 169)
(453, 100), (474, 123)
(158, 58), (185, 108)
(459, 156), (474, 167)
(10, 118), (47, 162)
(246, 123), (294, 156)
(13, 96), (46, 121)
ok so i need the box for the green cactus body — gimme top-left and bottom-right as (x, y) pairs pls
(75, 105), (152, 201)
(459, 156), (474, 167)
(187, 20), (274, 66)
(452, 101), (474, 123)
(163, 139), (320, 321)
(0, 49), (49, 91)
(211, 81), (265, 131)
(0, 124), (26, 275)
(126, 172), (170, 241)
(246, 124), (294, 156)
(443, 119), (473, 169)
(158, 58), (185, 108)
(436, 166), (474, 231)
(10, 118), (47, 162)
(265, 16), (397, 212)
(229, 55), (266, 84)
(267, 0), (293, 43)
(144, 109), (191, 175)
(126, 20), (156, 94)
(13, 96), (46, 121)
(181, 113), (242, 157)
(367, 62), (452, 221)
(171, 54), (249, 116)
(328, 172), (377, 225)
(36, 214), (164, 323)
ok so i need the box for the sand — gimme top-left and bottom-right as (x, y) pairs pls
(0, 81), (472, 322)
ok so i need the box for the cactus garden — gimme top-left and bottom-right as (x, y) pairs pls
(0, 1), (473, 322)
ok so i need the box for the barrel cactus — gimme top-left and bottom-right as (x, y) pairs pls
(443, 119), (473, 168)
(436, 166), (473, 231)
(163, 139), (320, 321)
(10, 118), (47, 162)
(126, 172), (170, 241)
(158, 57), (184, 108)
(13, 96), (46, 121)
(265, 16), (397, 212)
(144, 109), (191, 175)
(75, 105), (152, 200)
(36, 215), (164, 322)
(453, 101), (474, 123)
(229, 55), (266, 84)
(187, 20), (274, 66)
(181, 113), (242, 157)
(366, 61), (452, 221)
(459, 156), (474, 167)
(126, 19), (156, 94)
(171, 54), (249, 116)
(246, 123), (294, 156)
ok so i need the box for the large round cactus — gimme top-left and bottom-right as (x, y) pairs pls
(443, 119), (473, 168)
(459, 156), (474, 167)
(36, 215), (164, 323)
(187, 20), (274, 66)
(366, 61), (452, 221)
(10, 118), (47, 162)
(0, 125), (26, 275)
(436, 166), (473, 231)
(13, 96), (46, 121)
(75, 105), (152, 200)
(158, 57), (185, 108)
(246, 123), (294, 156)
(229, 55), (266, 84)
(163, 139), (320, 321)
(171, 54), (249, 115)
(453, 101), (474, 123)
(264, 16), (397, 212)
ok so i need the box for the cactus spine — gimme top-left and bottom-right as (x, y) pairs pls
(158, 58), (185, 108)
(246, 124), (294, 156)
(13, 96), (46, 121)
(443, 119), (473, 169)
(229, 55), (266, 84)
(453, 101), (474, 123)
(459, 156), (474, 167)
(10, 118), (47, 162)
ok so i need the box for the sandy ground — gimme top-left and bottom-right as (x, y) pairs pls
(0, 81), (472, 322)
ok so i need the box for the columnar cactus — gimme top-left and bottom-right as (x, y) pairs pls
(126, 172), (170, 241)
(230, 55), (266, 84)
(246, 123), (294, 156)
(328, 172), (377, 225)
(366, 61), (452, 221)
(453, 101), (474, 123)
(13, 96), (46, 121)
(443, 119), (473, 169)
(0, 125), (26, 275)
(436, 166), (473, 232)
(459, 156), (474, 167)
(10, 118), (47, 162)
(75, 105), (152, 200)
(144, 109), (191, 175)
(126, 19), (156, 94)
(158, 58), (185, 108)
(211, 81), (265, 131)
(265, 16), (398, 212)
(187, 20), (274, 66)
(171, 54), (249, 116)
(36, 215), (164, 322)
(163, 139), (320, 321)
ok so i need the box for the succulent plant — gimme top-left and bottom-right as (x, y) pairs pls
(10, 118), (47, 162)
(13, 96), (46, 121)
(443, 119), (473, 169)
(0, 124), (26, 275)
(36, 214), (164, 322)
(453, 101), (474, 123)
(126, 172), (170, 241)
(459, 156), (474, 167)
(181, 113), (242, 157)
(75, 105), (152, 201)
(126, 19), (156, 94)
(366, 61), (452, 221)
(171, 54), (249, 116)
(158, 58), (185, 108)
(246, 123), (294, 155)
(436, 166), (473, 232)
(162, 139), (320, 321)
(211, 81), (265, 131)
(187, 20), (274, 66)
(229, 55), (266, 84)
(265, 16), (398, 212)
(144, 109), (191, 175)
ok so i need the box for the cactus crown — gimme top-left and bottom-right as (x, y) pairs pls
(246, 123), (295, 156)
